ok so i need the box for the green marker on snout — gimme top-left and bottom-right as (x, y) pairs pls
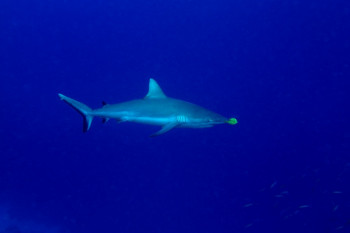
(227, 118), (238, 125)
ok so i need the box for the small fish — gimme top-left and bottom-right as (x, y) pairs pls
(333, 191), (342, 194)
(244, 203), (253, 208)
(270, 181), (277, 189)
(333, 205), (339, 212)
(335, 225), (343, 230)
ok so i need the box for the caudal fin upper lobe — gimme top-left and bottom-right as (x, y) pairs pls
(58, 93), (94, 132)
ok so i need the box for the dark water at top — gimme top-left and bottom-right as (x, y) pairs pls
(0, 0), (349, 232)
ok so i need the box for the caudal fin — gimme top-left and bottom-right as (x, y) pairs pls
(58, 93), (94, 132)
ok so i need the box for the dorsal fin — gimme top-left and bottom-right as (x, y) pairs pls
(145, 79), (167, 99)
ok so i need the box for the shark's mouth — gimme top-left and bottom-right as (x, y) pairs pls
(181, 121), (224, 128)
(180, 124), (214, 128)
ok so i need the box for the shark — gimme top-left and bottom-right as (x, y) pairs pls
(58, 79), (237, 136)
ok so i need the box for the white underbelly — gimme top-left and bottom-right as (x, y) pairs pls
(126, 116), (175, 126)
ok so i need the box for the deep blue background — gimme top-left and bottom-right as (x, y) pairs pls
(0, 0), (349, 232)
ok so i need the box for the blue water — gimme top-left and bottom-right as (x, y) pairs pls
(0, 0), (349, 232)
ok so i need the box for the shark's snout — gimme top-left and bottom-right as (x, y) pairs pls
(207, 114), (229, 124)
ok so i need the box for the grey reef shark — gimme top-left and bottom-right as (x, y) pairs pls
(58, 79), (237, 136)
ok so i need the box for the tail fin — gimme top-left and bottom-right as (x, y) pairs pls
(58, 93), (94, 132)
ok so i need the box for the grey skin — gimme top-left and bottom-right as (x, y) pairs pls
(59, 79), (228, 136)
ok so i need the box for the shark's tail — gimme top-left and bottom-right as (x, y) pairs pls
(58, 93), (94, 132)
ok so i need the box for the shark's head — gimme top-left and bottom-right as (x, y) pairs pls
(179, 110), (229, 128)
(145, 78), (237, 132)
(201, 113), (229, 127)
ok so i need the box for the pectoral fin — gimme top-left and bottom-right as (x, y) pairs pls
(150, 122), (179, 137)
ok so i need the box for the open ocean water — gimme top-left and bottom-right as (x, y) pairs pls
(0, 0), (349, 232)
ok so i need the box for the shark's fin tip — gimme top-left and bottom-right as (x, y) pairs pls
(58, 93), (65, 100)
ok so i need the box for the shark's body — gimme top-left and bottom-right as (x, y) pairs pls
(59, 79), (236, 136)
